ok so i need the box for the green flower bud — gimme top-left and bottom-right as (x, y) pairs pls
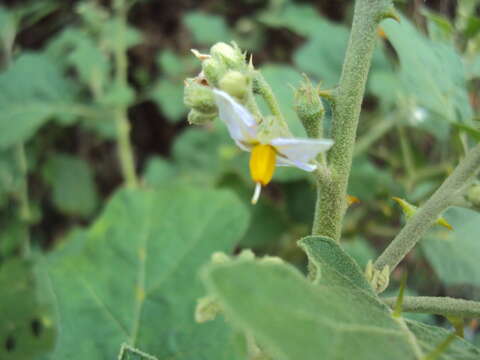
(201, 58), (227, 87)
(294, 77), (324, 138)
(218, 70), (249, 99)
(210, 42), (245, 69)
(187, 109), (216, 125)
(183, 78), (217, 114)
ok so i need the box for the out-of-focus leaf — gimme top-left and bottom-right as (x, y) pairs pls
(283, 181), (315, 224)
(0, 259), (56, 360)
(342, 236), (377, 268)
(42, 153), (98, 217)
(142, 156), (177, 187)
(382, 16), (472, 124)
(422, 9), (454, 43)
(259, 64), (305, 137)
(348, 157), (401, 201)
(422, 207), (480, 287)
(100, 19), (142, 51)
(453, 123), (480, 142)
(157, 50), (197, 79)
(0, 53), (76, 148)
(258, 2), (321, 36)
(42, 186), (249, 359)
(151, 79), (186, 122)
(183, 12), (233, 46)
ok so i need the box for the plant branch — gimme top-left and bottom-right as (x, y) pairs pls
(252, 71), (285, 123)
(313, 0), (393, 240)
(375, 143), (480, 273)
(113, 0), (138, 188)
(383, 296), (480, 318)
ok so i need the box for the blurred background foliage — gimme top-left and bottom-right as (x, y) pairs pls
(0, 0), (480, 358)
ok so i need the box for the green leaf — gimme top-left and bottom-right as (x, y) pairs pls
(100, 19), (142, 51)
(342, 236), (377, 269)
(408, 320), (480, 359)
(117, 344), (158, 360)
(0, 53), (76, 148)
(382, 16), (473, 124)
(42, 153), (98, 217)
(0, 259), (56, 360)
(157, 50), (186, 78)
(183, 12), (233, 46)
(202, 258), (418, 360)
(299, 236), (374, 294)
(142, 156), (177, 187)
(151, 79), (186, 122)
(422, 206), (480, 287)
(422, 9), (455, 43)
(42, 186), (250, 359)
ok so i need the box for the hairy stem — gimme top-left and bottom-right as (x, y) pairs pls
(252, 71), (285, 123)
(113, 0), (138, 188)
(383, 296), (480, 318)
(375, 143), (480, 272)
(313, 0), (392, 240)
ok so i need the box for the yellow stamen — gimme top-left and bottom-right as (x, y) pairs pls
(249, 144), (276, 204)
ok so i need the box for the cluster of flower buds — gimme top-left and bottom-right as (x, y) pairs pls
(184, 42), (252, 125)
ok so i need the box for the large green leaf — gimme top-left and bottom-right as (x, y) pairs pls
(151, 79), (186, 122)
(203, 235), (480, 359)
(422, 206), (480, 287)
(42, 186), (249, 359)
(382, 16), (472, 124)
(0, 259), (56, 360)
(0, 53), (76, 148)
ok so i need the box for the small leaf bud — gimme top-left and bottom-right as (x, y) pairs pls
(219, 70), (249, 99)
(294, 77), (325, 138)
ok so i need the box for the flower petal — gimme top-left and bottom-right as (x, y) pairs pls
(270, 137), (334, 166)
(276, 156), (317, 172)
(213, 89), (258, 145)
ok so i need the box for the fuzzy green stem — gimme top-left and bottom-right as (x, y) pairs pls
(113, 0), (138, 188)
(253, 71), (285, 123)
(375, 143), (480, 272)
(383, 296), (480, 318)
(313, 0), (392, 240)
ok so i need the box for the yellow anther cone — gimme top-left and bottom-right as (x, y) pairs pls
(249, 145), (276, 204)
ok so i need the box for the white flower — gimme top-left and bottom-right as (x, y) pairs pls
(213, 89), (333, 204)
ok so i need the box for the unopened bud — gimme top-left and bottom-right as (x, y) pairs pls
(210, 42), (245, 69)
(219, 70), (249, 99)
(202, 58), (227, 87)
(187, 109), (216, 125)
(184, 78), (217, 114)
(294, 77), (324, 138)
